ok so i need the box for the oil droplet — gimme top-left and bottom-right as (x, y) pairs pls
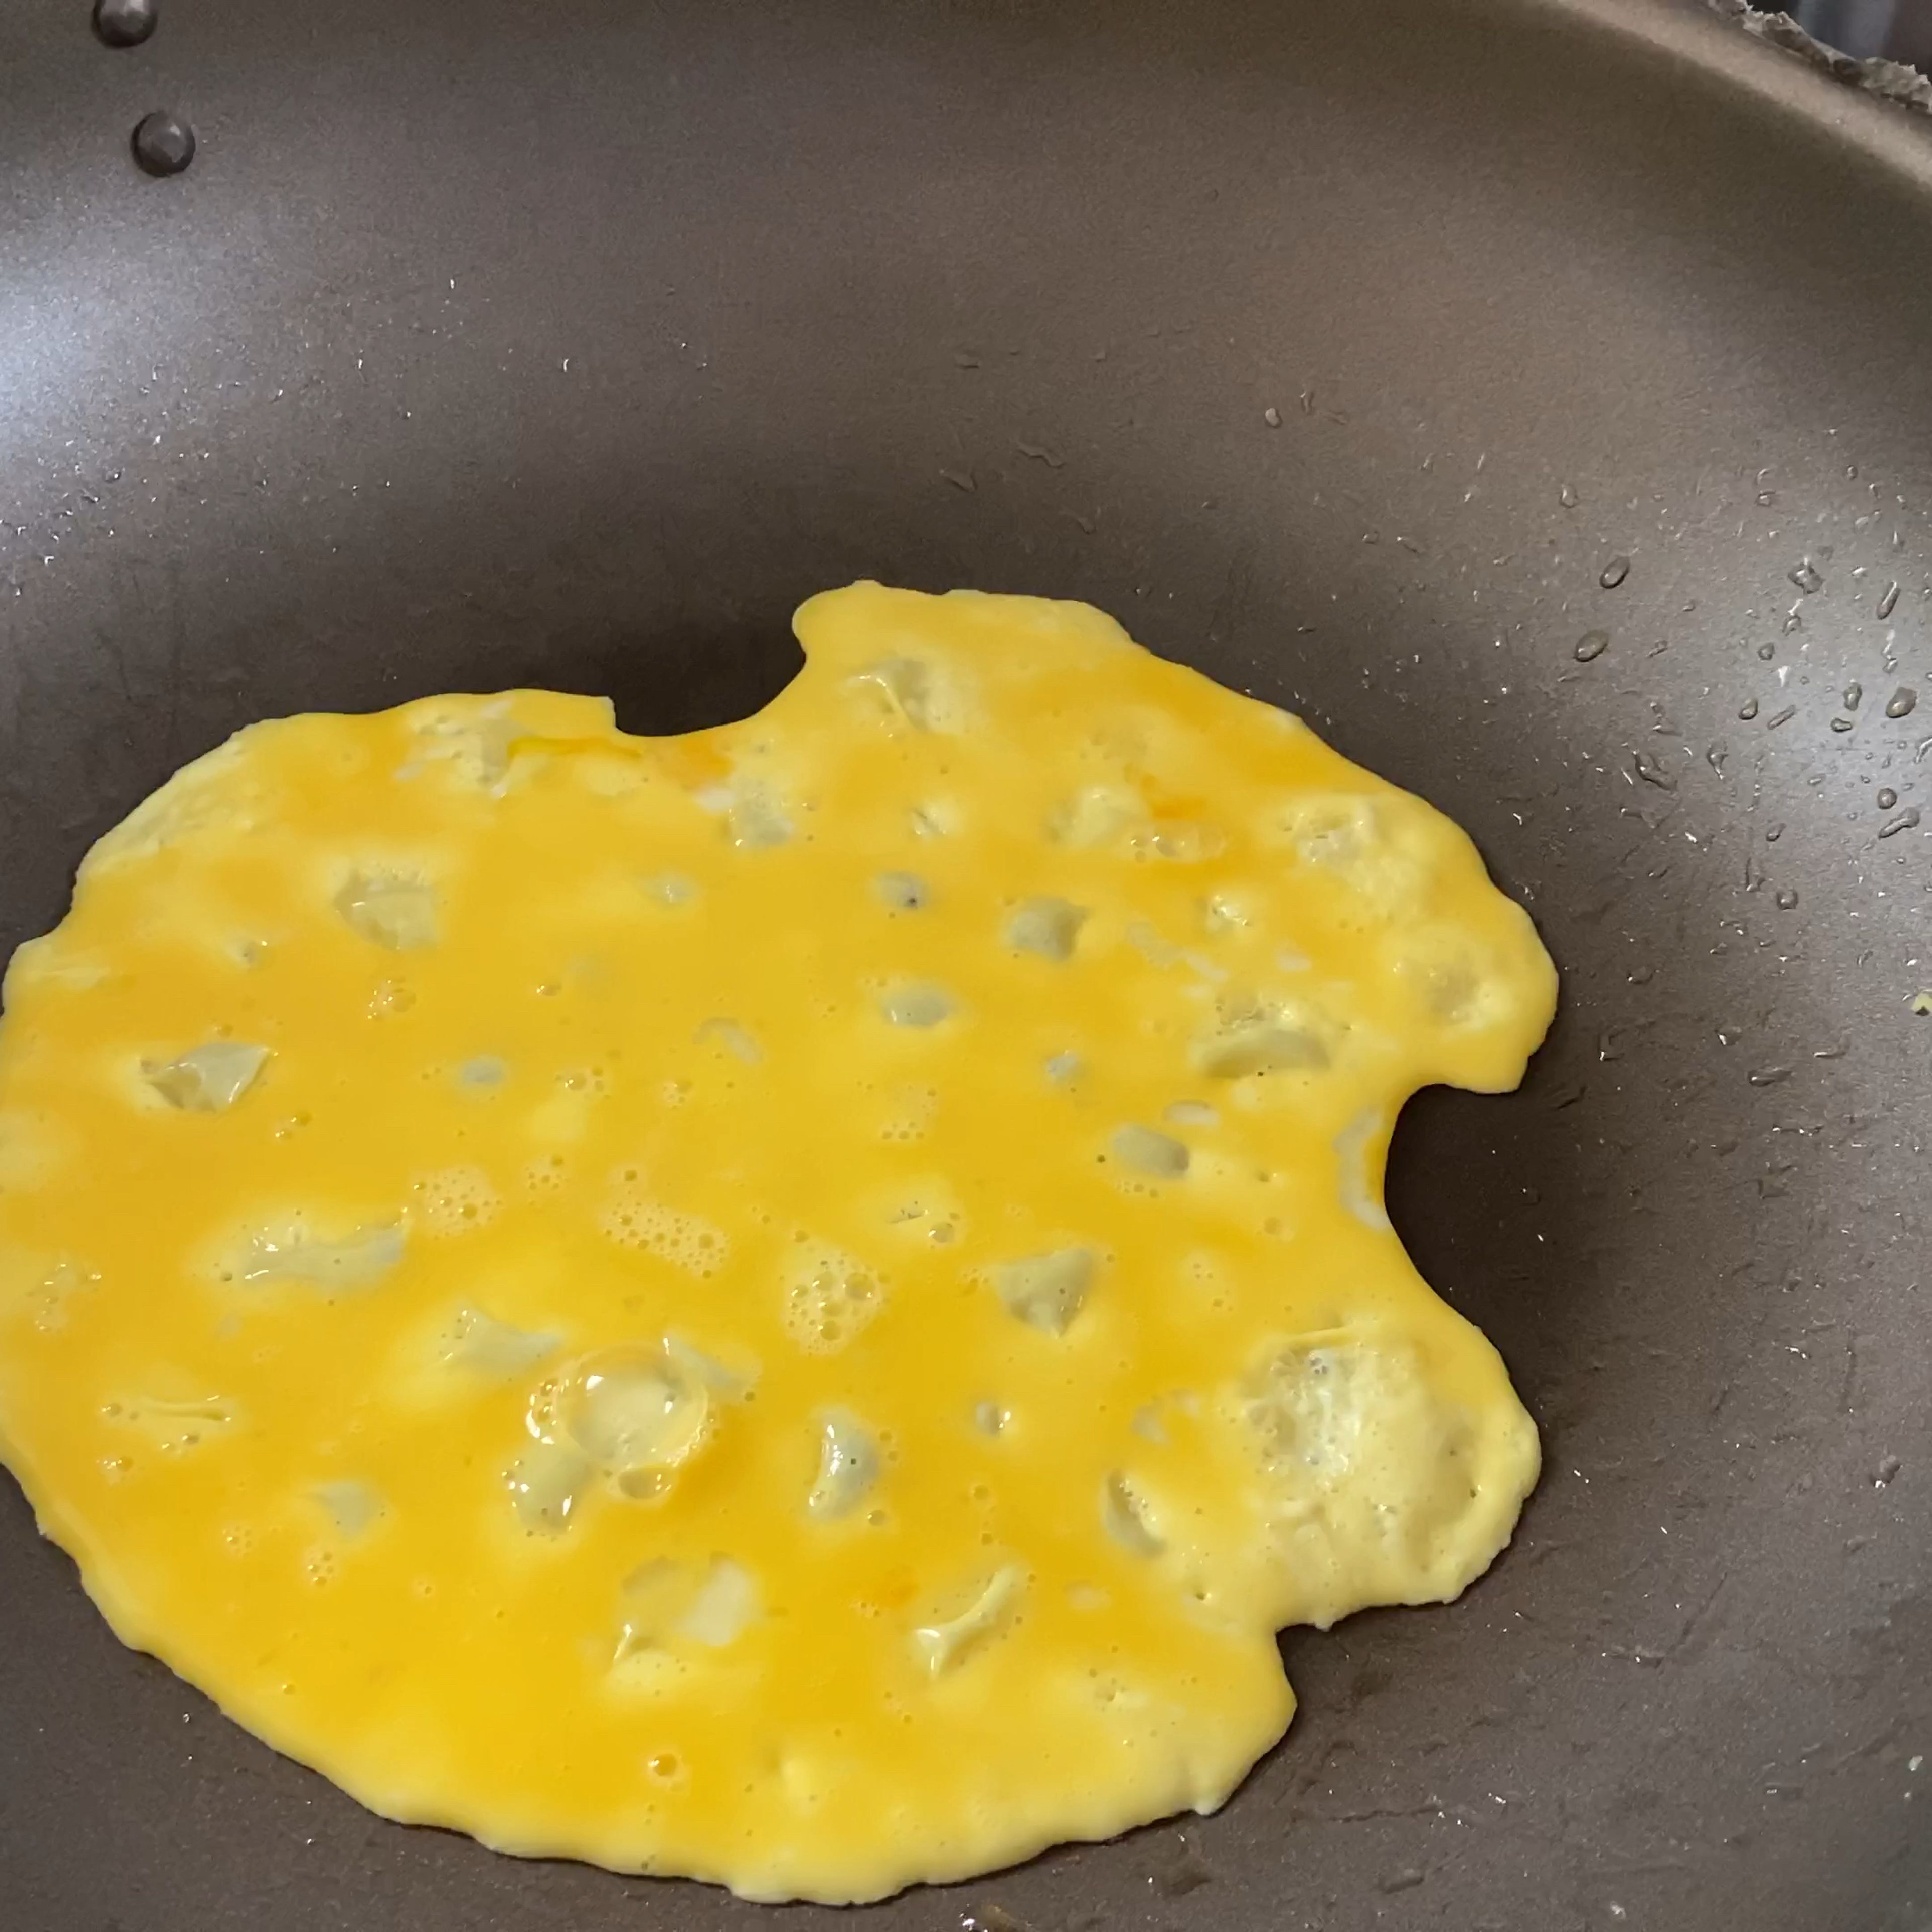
(1789, 561), (1823, 595)
(132, 110), (195, 177)
(94, 0), (157, 48)
(1573, 630), (1609, 663)
(1877, 581), (1901, 621)
(1886, 687), (1917, 720)
(1598, 556), (1630, 590)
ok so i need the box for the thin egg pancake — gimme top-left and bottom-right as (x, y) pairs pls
(0, 583), (1556, 1902)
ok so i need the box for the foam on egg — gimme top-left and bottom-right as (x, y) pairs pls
(0, 582), (1555, 1903)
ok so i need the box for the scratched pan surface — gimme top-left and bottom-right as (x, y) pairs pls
(2, 0), (1930, 1926)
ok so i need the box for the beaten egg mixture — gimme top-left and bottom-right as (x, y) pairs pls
(0, 583), (1555, 1901)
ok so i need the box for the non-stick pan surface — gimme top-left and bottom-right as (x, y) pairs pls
(3, 2), (1930, 1927)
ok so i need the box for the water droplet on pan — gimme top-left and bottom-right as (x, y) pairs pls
(1598, 556), (1630, 590)
(94, 0), (157, 48)
(1737, 698), (1759, 721)
(1573, 630), (1609, 663)
(1878, 788), (1898, 810)
(1877, 581), (1900, 621)
(132, 110), (195, 177)
(1789, 560), (1823, 595)
(1886, 687), (1917, 720)
(1558, 484), (1579, 509)
(1879, 808), (1921, 839)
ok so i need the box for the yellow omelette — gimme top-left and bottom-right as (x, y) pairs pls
(0, 583), (1555, 1901)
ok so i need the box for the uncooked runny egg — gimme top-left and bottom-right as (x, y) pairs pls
(0, 583), (1555, 1902)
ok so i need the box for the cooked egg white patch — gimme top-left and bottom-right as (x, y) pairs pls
(0, 582), (1556, 1903)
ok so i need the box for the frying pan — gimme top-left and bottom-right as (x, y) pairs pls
(3, 1), (1929, 1926)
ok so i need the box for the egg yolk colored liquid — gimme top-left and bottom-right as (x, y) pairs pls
(0, 584), (1555, 1902)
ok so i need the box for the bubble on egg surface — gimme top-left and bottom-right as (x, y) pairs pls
(531, 1341), (713, 1490)
(401, 701), (518, 790)
(1192, 993), (1333, 1078)
(439, 1307), (558, 1378)
(807, 1408), (880, 1520)
(879, 982), (954, 1029)
(1049, 786), (1139, 849)
(312, 1479), (385, 1538)
(662, 1332), (759, 1400)
(598, 1173), (728, 1275)
(1100, 1473), (1165, 1556)
(695, 1017), (762, 1064)
(1240, 1338), (1383, 1482)
(17, 1256), (99, 1334)
(105, 1387), (237, 1451)
(1202, 891), (1253, 935)
(238, 1222), (405, 1291)
(1005, 896), (1087, 961)
(1110, 1123), (1190, 1179)
(681, 1557), (760, 1648)
(1129, 820), (1225, 863)
(912, 1564), (1025, 1676)
(616, 1554), (761, 1658)
(850, 656), (969, 733)
(783, 1246), (884, 1352)
(725, 781), (792, 851)
(143, 1041), (269, 1112)
(335, 870), (438, 950)
(412, 1165), (500, 1235)
(991, 1248), (1094, 1335)
(1334, 1111), (1392, 1230)
(507, 1437), (591, 1535)
(645, 872), (700, 907)
(908, 798), (961, 840)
